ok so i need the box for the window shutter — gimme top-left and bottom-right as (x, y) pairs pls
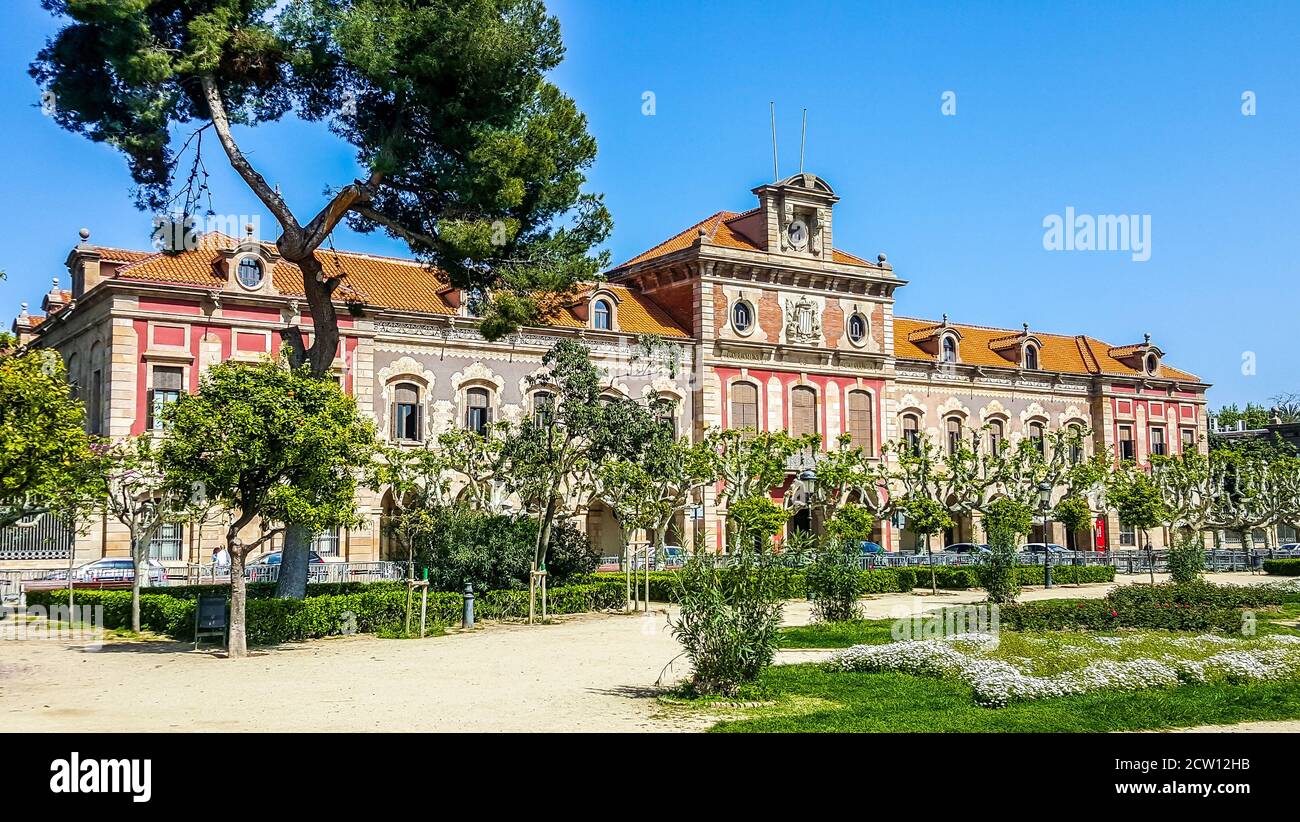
(791, 387), (816, 437)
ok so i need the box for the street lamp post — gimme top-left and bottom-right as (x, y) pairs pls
(1038, 480), (1053, 589)
(796, 468), (817, 560)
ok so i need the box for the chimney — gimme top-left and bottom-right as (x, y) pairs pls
(66, 228), (103, 298)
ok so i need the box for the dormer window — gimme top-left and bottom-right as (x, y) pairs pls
(1145, 352), (1159, 375)
(1024, 343), (1040, 371)
(236, 257), (264, 289)
(941, 335), (957, 364)
(592, 298), (612, 331)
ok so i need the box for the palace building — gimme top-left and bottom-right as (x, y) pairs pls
(4, 173), (1210, 570)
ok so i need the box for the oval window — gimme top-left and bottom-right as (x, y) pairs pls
(732, 301), (754, 333)
(237, 257), (264, 289)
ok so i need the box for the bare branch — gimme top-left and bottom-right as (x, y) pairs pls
(200, 76), (300, 234)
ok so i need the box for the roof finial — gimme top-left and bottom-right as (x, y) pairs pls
(1144, 332), (1151, 345)
(78, 228), (90, 242)
(18, 302), (28, 319)
(941, 313), (948, 325)
(245, 222), (256, 239)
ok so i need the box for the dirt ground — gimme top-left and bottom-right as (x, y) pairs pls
(0, 571), (1290, 733)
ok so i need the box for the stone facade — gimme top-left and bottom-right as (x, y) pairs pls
(5, 173), (1211, 569)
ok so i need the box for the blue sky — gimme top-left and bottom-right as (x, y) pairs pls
(2, 1), (1296, 408)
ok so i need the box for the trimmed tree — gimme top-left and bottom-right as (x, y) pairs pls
(0, 335), (105, 529)
(900, 495), (954, 594)
(102, 436), (201, 633)
(159, 361), (377, 657)
(980, 497), (1034, 603)
(1108, 464), (1169, 584)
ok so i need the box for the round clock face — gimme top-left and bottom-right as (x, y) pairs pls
(787, 219), (809, 248)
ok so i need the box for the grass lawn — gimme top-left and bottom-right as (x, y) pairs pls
(711, 590), (1300, 732)
(707, 665), (1300, 732)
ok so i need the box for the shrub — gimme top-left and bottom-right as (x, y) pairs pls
(806, 545), (866, 622)
(999, 598), (1243, 633)
(1106, 579), (1284, 611)
(405, 506), (597, 592)
(980, 522), (1021, 604)
(1264, 559), (1300, 576)
(670, 549), (784, 696)
(1167, 535), (1206, 583)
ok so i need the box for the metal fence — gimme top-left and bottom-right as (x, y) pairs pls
(0, 513), (74, 562)
(1, 561), (403, 606)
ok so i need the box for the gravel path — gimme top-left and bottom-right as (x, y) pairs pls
(0, 572), (1286, 733)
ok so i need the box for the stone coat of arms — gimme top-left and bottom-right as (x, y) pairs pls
(784, 295), (821, 344)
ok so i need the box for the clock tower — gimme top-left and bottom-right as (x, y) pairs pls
(750, 172), (840, 261)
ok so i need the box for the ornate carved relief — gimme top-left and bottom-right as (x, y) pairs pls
(784, 295), (822, 344)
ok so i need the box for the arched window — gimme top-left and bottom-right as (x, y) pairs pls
(941, 335), (957, 364)
(731, 301), (754, 333)
(392, 383), (421, 441)
(236, 257), (264, 289)
(946, 417), (963, 455)
(1028, 421), (1046, 455)
(1024, 344), (1040, 371)
(730, 382), (758, 433)
(1067, 423), (1085, 463)
(532, 390), (554, 425)
(465, 387), (492, 434)
(847, 313), (868, 345)
(790, 386), (817, 438)
(1145, 353), (1159, 375)
(988, 419), (1006, 454)
(902, 413), (921, 455)
(592, 299), (612, 330)
(846, 390), (874, 454)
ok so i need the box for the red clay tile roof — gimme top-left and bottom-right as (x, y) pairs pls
(893, 316), (1200, 382)
(613, 209), (876, 270)
(105, 233), (687, 337)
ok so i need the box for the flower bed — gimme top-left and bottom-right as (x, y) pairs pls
(826, 632), (1300, 707)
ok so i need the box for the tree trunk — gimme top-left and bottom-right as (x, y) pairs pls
(228, 546), (249, 658)
(131, 535), (145, 634)
(273, 251), (341, 600)
(535, 495), (557, 569)
(275, 524), (312, 599)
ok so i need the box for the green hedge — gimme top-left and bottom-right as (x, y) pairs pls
(603, 562), (1112, 602)
(998, 599), (1243, 633)
(1263, 559), (1300, 576)
(25, 578), (627, 645)
(1106, 579), (1286, 610)
(998, 581), (1281, 633)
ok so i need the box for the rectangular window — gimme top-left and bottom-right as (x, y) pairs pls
(149, 522), (183, 561)
(1118, 425), (1135, 461)
(393, 384), (421, 441)
(1181, 427), (1196, 451)
(1119, 523), (1136, 546)
(790, 387), (817, 438)
(730, 383), (758, 434)
(846, 391), (874, 455)
(465, 389), (492, 434)
(1150, 426), (1166, 457)
(147, 366), (184, 431)
(312, 529), (340, 556)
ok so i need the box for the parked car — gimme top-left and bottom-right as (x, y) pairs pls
(22, 558), (167, 592)
(946, 543), (991, 554)
(1019, 543), (1072, 554)
(247, 550), (328, 582)
(249, 550), (326, 566)
(631, 546), (685, 570)
(858, 541), (885, 555)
